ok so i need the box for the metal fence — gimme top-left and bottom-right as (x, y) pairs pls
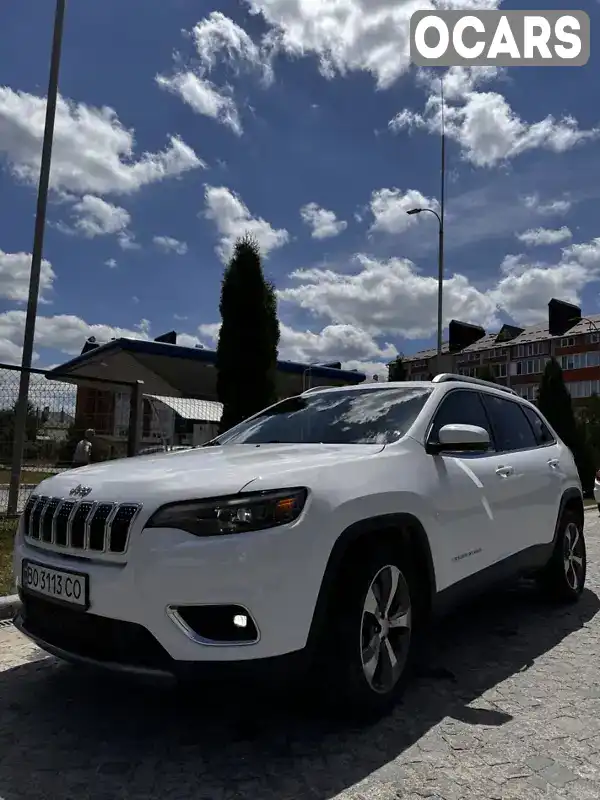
(0, 364), (143, 516)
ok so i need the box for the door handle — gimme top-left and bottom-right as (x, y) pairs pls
(548, 458), (559, 469)
(496, 465), (514, 478)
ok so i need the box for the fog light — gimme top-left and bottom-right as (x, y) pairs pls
(233, 614), (248, 628)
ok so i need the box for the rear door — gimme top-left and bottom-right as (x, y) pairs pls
(480, 393), (556, 559)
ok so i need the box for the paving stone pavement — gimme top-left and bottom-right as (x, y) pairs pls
(2, 511), (600, 800)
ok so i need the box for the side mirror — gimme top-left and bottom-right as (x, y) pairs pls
(427, 424), (490, 455)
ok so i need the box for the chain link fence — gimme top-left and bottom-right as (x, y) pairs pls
(0, 364), (141, 516)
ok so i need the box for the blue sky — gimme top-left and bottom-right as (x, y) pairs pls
(1, 0), (599, 379)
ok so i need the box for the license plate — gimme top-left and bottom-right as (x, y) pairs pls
(21, 560), (89, 609)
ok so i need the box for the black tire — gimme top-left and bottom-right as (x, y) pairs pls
(312, 542), (416, 723)
(537, 510), (586, 603)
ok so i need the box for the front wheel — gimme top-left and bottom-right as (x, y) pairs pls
(315, 546), (415, 722)
(537, 510), (586, 603)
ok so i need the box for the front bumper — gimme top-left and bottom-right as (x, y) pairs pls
(12, 517), (328, 671)
(13, 593), (309, 685)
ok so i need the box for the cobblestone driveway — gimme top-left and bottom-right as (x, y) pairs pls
(2, 511), (600, 800)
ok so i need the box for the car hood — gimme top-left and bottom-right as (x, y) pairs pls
(35, 442), (385, 505)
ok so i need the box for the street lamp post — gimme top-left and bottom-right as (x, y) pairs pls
(407, 206), (444, 374)
(7, 0), (66, 515)
(406, 75), (446, 377)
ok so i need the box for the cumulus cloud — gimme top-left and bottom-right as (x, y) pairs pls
(156, 11), (272, 135)
(368, 188), (439, 235)
(0, 250), (55, 304)
(245, 0), (502, 89)
(57, 195), (131, 239)
(203, 185), (289, 262)
(516, 226), (572, 247)
(153, 236), (188, 255)
(390, 66), (599, 168)
(156, 73), (242, 136)
(300, 203), (347, 239)
(277, 238), (600, 338)
(0, 87), (203, 196)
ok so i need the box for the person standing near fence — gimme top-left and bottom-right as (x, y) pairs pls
(73, 428), (94, 468)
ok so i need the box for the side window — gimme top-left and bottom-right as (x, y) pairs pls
(521, 406), (555, 446)
(481, 395), (538, 452)
(429, 390), (494, 450)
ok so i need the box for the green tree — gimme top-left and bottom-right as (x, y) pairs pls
(388, 355), (406, 382)
(216, 235), (280, 433)
(477, 365), (496, 383)
(537, 358), (595, 493)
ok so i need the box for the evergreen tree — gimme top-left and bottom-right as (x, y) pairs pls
(216, 235), (280, 433)
(388, 355), (406, 382)
(537, 358), (595, 492)
(477, 365), (496, 383)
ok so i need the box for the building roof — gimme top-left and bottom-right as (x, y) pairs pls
(147, 394), (223, 422)
(403, 313), (600, 362)
(48, 337), (366, 384)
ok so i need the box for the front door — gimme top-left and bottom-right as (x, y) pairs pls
(425, 388), (506, 588)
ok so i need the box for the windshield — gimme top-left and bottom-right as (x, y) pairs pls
(209, 386), (432, 446)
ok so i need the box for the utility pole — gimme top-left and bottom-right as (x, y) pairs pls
(7, 0), (66, 515)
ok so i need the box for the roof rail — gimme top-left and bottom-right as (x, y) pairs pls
(432, 373), (518, 396)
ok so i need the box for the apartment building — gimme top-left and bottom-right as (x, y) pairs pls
(402, 300), (600, 405)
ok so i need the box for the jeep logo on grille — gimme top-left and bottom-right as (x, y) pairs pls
(69, 484), (92, 498)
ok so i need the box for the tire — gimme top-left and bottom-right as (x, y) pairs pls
(312, 543), (416, 723)
(537, 510), (586, 603)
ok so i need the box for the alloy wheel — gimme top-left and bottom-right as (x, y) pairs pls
(563, 521), (585, 592)
(360, 564), (412, 695)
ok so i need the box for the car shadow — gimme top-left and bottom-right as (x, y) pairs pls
(0, 582), (598, 800)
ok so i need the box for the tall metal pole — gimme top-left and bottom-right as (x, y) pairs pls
(436, 74), (446, 375)
(7, 0), (66, 515)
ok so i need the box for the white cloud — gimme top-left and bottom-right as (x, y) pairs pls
(0, 87), (203, 196)
(368, 188), (439, 235)
(197, 319), (395, 378)
(203, 185), (289, 262)
(278, 255), (499, 339)
(153, 235), (188, 255)
(62, 195), (131, 238)
(522, 194), (572, 216)
(192, 11), (273, 81)
(105, 258), (117, 269)
(277, 239), (600, 338)
(390, 68), (599, 168)
(117, 232), (140, 251)
(516, 226), (572, 247)
(156, 12), (272, 136)
(0, 250), (55, 304)
(0, 310), (154, 367)
(156, 73), (242, 135)
(245, 0), (502, 90)
(300, 202), (347, 239)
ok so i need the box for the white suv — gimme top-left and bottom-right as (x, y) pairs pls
(12, 374), (586, 720)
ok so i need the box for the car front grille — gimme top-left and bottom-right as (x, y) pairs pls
(23, 495), (141, 555)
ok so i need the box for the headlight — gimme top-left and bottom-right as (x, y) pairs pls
(146, 488), (308, 537)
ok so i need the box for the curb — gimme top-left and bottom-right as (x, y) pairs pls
(0, 594), (19, 621)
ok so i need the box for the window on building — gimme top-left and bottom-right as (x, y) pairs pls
(515, 357), (549, 376)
